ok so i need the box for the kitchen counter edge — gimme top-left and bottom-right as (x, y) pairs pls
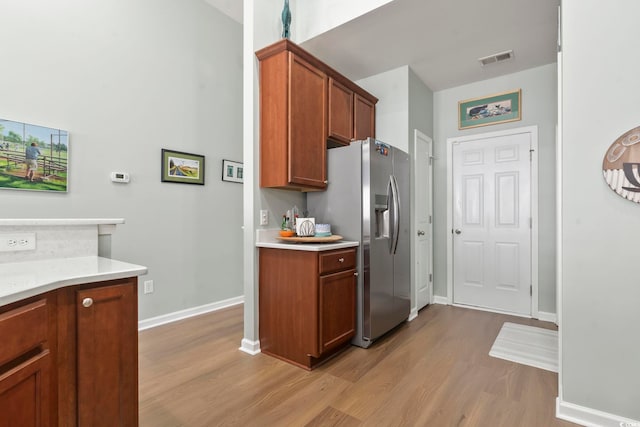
(256, 240), (359, 252)
(256, 228), (359, 252)
(0, 256), (148, 306)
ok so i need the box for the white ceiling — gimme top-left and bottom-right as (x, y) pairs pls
(206, 0), (560, 91)
(204, 0), (243, 23)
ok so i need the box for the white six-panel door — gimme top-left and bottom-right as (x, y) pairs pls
(452, 132), (532, 315)
(414, 130), (433, 312)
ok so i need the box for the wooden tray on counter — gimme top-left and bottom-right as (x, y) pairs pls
(276, 235), (343, 243)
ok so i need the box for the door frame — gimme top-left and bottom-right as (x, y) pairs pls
(446, 125), (539, 318)
(410, 130), (434, 320)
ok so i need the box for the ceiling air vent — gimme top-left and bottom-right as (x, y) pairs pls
(478, 50), (514, 66)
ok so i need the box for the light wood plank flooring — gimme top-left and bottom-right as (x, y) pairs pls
(139, 304), (578, 427)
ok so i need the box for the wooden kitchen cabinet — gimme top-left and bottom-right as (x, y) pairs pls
(257, 42), (328, 191)
(0, 298), (53, 427)
(57, 277), (138, 427)
(256, 40), (377, 191)
(328, 78), (354, 145)
(328, 80), (377, 146)
(76, 281), (138, 427)
(259, 247), (357, 369)
(354, 93), (376, 141)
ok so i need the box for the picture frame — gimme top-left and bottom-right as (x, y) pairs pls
(0, 118), (69, 192)
(458, 89), (522, 130)
(222, 159), (243, 183)
(161, 149), (205, 185)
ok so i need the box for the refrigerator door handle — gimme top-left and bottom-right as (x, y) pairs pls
(390, 174), (400, 254)
(387, 177), (394, 254)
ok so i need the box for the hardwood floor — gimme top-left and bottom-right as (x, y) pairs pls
(139, 304), (578, 427)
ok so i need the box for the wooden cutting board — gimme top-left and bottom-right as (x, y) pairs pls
(276, 235), (343, 243)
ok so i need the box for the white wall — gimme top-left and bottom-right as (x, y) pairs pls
(560, 0), (640, 421)
(433, 64), (558, 313)
(293, 0), (394, 43)
(0, 0), (244, 321)
(409, 68), (434, 142)
(357, 66), (410, 151)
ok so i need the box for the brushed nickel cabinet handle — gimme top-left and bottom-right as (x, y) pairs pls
(338, 258), (344, 262)
(82, 298), (93, 308)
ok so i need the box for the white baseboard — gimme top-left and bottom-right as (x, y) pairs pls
(239, 338), (261, 355)
(537, 311), (557, 324)
(408, 308), (418, 321)
(557, 397), (640, 427)
(138, 296), (244, 331)
(433, 295), (449, 305)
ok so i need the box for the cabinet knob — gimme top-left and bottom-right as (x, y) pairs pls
(324, 180), (328, 184)
(82, 298), (93, 308)
(354, 272), (359, 276)
(338, 258), (344, 263)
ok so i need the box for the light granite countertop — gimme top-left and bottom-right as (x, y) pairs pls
(0, 256), (147, 306)
(255, 229), (359, 252)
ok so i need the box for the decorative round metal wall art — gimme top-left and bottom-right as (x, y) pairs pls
(603, 125), (640, 203)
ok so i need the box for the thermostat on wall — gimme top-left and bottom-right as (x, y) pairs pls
(110, 172), (130, 183)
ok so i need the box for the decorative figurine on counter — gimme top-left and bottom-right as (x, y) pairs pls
(281, 0), (291, 39)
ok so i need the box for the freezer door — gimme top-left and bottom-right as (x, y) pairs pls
(364, 140), (401, 341)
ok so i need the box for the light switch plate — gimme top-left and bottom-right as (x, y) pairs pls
(143, 280), (154, 294)
(260, 210), (268, 225)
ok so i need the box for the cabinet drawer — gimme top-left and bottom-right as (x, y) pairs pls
(0, 299), (47, 366)
(319, 249), (356, 275)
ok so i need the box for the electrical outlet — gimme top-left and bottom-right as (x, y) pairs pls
(143, 280), (154, 294)
(0, 233), (36, 252)
(260, 209), (269, 225)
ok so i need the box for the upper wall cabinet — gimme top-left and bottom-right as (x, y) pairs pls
(256, 40), (377, 191)
(354, 93), (375, 141)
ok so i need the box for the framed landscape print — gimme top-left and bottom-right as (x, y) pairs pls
(161, 149), (205, 185)
(0, 118), (69, 192)
(458, 89), (522, 130)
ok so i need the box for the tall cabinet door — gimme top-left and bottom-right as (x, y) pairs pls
(288, 53), (327, 189)
(76, 281), (138, 427)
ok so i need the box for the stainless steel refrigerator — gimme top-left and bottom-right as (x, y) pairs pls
(308, 138), (410, 348)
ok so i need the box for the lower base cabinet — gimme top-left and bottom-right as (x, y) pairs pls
(59, 278), (138, 427)
(0, 277), (138, 427)
(0, 298), (52, 427)
(0, 350), (51, 427)
(259, 247), (357, 369)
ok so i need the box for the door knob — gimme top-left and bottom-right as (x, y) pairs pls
(454, 229), (462, 235)
(417, 230), (425, 236)
(82, 298), (93, 308)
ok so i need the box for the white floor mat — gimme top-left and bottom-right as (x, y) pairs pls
(489, 322), (558, 372)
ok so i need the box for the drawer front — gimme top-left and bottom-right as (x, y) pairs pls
(0, 299), (47, 366)
(319, 249), (356, 275)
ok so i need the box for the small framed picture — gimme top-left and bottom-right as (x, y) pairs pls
(222, 159), (243, 183)
(161, 149), (205, 185)
(458, 89), (522, 130)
